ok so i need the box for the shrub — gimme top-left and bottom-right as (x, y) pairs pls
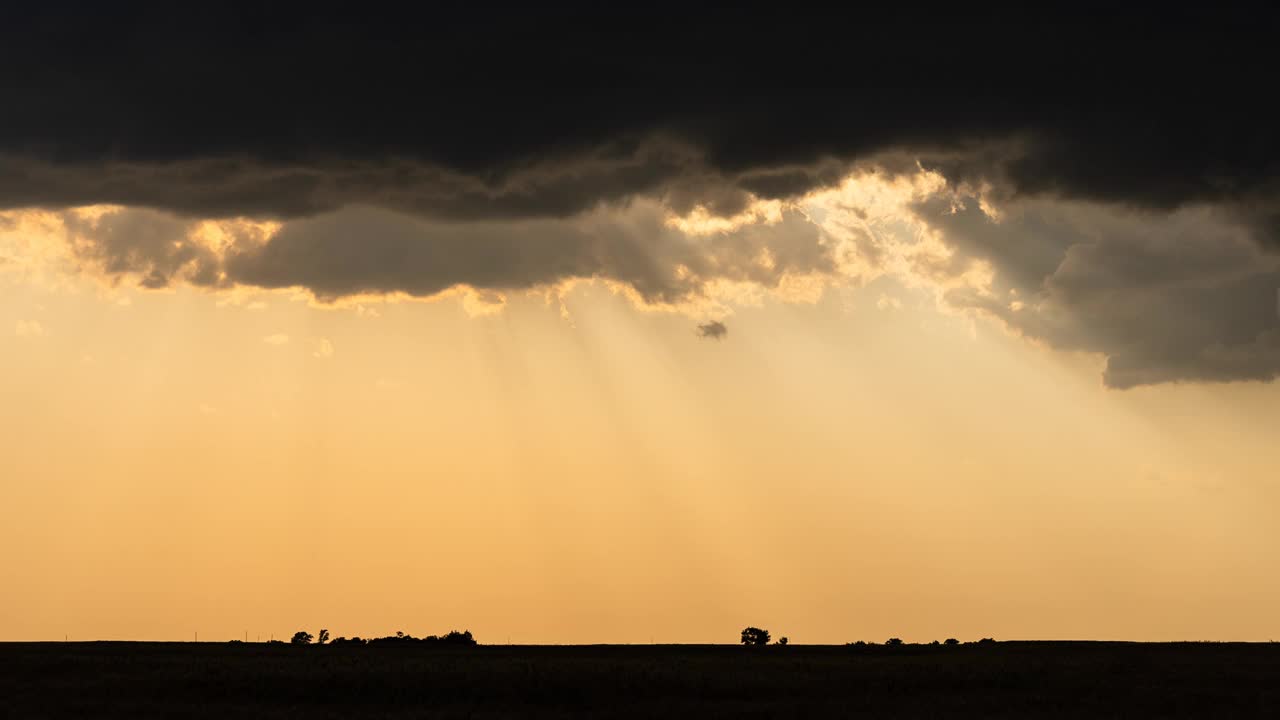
(885, 638), (904, 646)
(363, 630), (480, 647)
(435, 630), (477, 646)
(291, 631), (314, 645)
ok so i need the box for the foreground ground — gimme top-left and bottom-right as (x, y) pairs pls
(2, 641), (1278, 718)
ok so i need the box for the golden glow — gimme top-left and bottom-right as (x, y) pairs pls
(2, 177), (1279, 644)
(664, 199), (785, 236)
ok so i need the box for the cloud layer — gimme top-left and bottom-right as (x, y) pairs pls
(1, 7), (1275, 223)
(48, 200), (832, 310)
(3, 7), (1280, 388)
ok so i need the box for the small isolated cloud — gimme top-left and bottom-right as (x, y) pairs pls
(15, 319), (44, 337)
(262, 333), (290, 345)
(313, 338), (334, 359)
(696, 320), (728, 340)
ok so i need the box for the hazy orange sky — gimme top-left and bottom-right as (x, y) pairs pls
(4, 170), (1279, 644)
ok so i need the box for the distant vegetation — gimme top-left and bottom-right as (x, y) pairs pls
(264, 628), (1001, 650)
(290, 629), (478, 647)
(844, 637), (996, 648)
(739, 627), (995, 648)
(740, 628), (792, 646)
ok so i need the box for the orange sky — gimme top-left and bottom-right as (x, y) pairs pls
(3, 177), (1279, 644)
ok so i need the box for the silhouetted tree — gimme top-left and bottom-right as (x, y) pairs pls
(944, 638), (960, 645)
(885, 637), (904, 646)
(741, 627), (771, 646)
(777, 637), (789, 646)
(977, 637), (996, 645)
(929, 640), (940, 646)
(317, 629), (330, 645)
(291, 631), (314, 645)
(330, 636), (366, 646)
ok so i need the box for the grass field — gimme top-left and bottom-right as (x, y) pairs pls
(3, 641), (1278, 718)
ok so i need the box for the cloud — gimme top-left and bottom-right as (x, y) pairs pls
(262, 334), (289, 346)
(60, 208), (215, 289)
(0, 9), (1273, 228)
(60, 200), (833, 307)
(313, 338), (334, 359)
(14, 319), (44, 337)
(696, 321), (727, 340)
(1, 8), (1279, 390)
(910, 193), (1280, 388)
(30, 165), (1280, 389)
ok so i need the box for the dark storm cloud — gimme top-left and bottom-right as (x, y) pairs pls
(66, 203), (833, 304)
(224, 205), (831, 304)
(0, 6), (1276, 222)
(912, 195), (1280, 388)
(7, 4), (1280, 387)
(696, 321), (728, 340)
(61, 209), (217, 288)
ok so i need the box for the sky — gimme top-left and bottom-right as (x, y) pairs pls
(2, 6), (1279, 643)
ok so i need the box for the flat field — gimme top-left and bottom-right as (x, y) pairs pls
(3, 641), (1278, 718)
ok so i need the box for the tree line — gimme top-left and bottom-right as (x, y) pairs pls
(742, 627), (997, 647)
(281, 629), (477, 646)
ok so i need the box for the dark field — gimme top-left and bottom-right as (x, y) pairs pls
(3, 641), (1279, 718)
